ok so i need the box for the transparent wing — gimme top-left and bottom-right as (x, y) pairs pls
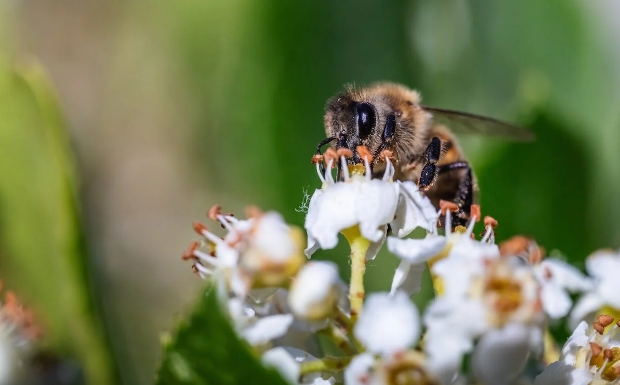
(422, 106), (535, 141)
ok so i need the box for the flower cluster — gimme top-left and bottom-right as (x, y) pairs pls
(181, 146), (619, 385)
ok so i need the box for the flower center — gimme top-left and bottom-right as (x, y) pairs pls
(384, 352), (439, 385)
(485, 276), (523, 314)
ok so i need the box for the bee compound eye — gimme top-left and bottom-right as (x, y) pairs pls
(355, 103), (376, 138)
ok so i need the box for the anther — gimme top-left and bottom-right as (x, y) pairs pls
(470, 205), (481, 222)
(207, 204), (222, 221)
(590, 342), (603, 356)
(605, 348), (614, 360)
(593, 322), (605, 334)
(324, 148), (338, 165)
(379, 149), (394, 162)
(439, 200), (459, 215)
(484, 216), (498, 228)
(245, 205), (262, 219)
(182, 241), (199, 260)
(311, 154), (324, 164)
(598, 314), (615, 327)
(337, 148), (353, 158)
(356, 146), (373, 162)
(499, 236), (530, 257)
(193, 222), (208, 235)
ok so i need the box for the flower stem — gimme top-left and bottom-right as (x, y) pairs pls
(342, 226), (370, 323)
(320, 322), (356, 355)
(299, 356), (353, 375)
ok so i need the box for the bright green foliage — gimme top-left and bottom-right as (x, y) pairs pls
(156, 287), (289, 385)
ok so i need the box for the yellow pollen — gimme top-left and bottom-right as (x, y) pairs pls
(384, 352), (439, 385)
(348, 164), (367, 176)
(453, 225), (467, 234)
(590, 347), (620, 381)
(485, 276), (523, 314)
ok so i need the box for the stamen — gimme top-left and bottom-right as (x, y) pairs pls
(594, 322), (605, 334)
(311, 154), (324, 164)
(484, 216), (498, 228)
(182, 241), (199, 260)
(315, 161), (326, 183)
(336, 148), (353, 158)
(591, 342), (603, 356)
(324, 148), (338, 166)
(356, 146), (373, 163)
(598, 315), (615, 327)
(193, 250), (219, 266)
(470, 205), (481, 223)
(245, 205), (262, 219)
(340, 156), (350, 181)
(464, 216), (476, 237)
(439, 200), (459, 215)
(499, 236), (530, 257)
(207, 204), (222, 221)
(325, 159), (335, 184)
(382, 155), (394, 182)
(193, 222), (224, 245)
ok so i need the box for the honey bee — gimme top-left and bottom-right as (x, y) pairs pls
(316, 82), (534, 226)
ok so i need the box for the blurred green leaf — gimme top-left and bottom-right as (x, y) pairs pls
(156, 286), (289, 385)
(0, 60), (115, 384)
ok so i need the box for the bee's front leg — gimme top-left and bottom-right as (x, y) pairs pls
(440, 163), (474, 226)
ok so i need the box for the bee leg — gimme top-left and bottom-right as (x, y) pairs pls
(418, 137), (442, 190)
(442, 162), (473, 227)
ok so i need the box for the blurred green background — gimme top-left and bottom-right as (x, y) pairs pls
(1, 0), (619, 384)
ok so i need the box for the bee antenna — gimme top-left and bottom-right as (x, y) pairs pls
(315, 137), (337, 155)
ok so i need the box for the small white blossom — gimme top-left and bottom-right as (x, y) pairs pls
(533, 257), (592, 320)
(262, 347), (301, 384)
(354, 292), (420, 356)
(185, 206), (305, 298)
(288, 262), (342, 321)
(570, 249), (620, 328)
(425, 253), (543, 384)
(345, 351), (439, 385)
(534, 318), (620, 385)
(228, 297), (294, 347)
(305, 151), (437, 260)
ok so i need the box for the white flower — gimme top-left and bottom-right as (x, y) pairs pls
(228, 297), (294, 347)
(425, 255), (544, 384)
(185, 206), (305, 297)
(388, 209), (497, 296)
(345, 351), (439, 385)
(288, 262), (342, 321)
(354, 292), (420, 356)
(534, 318), (620, 385)
(305, 151), (437, 260)
(533, 257), (592, 320)
(570, 250), (620, 328)
(262, 346), (333, 385)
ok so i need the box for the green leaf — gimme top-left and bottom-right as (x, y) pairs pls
(156, 286), (290, 385)
(0, 60), (116, 384)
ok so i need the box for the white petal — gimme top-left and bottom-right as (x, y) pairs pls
(387, 236), (447, 264)
(344, 353), (375, 385)
(540, 259), (592, 292)
(288, 262), (340, 320)
(569, 292), (603, 329)
(561, 321), (589, 366)
(252, 212), (297, 261)
(305, 184), (357, 249)
(471, 323), (533, 385)
(541, 282), (572, 319)
(354, 292), (420, 355)
(390, 261), (426, 296)
(365, 226), (386, 261)
(355, 180), (399, 242)
(533, 361), (589, 385)
(262, 347), (300, 384)
(243, 314), (294, 346)
(304, 233), (320, 259)
(392, 181), (439, 236)
(585, 250), (620, 279)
